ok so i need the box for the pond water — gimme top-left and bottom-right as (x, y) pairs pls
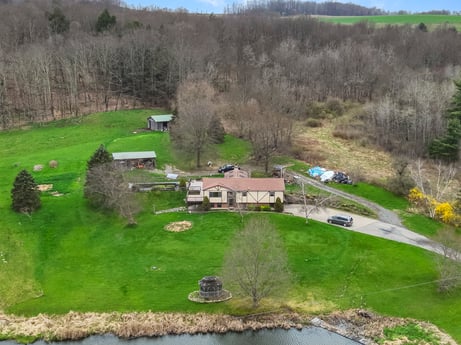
(1, 327), (362, 345)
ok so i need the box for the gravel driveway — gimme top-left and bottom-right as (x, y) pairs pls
(284, 204), (440, 254)
(292, 173), (403, 226)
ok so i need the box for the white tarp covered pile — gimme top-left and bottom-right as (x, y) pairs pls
(307, 166), (352, 184)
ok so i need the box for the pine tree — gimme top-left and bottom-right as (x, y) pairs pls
(11, 170), (41, 214)
(87, 144), (112, 169)
(84, 144), (113, 200)
(95, 9), (116, 33)
(429, 80), (461, 161)
(47, 7), (70, 35)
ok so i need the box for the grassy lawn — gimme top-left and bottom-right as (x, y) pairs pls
(0, 110), (460, 342)
(333, 182), (409, 210)
(318, 14), (461, 30)
(216, 135), (252, 165)
(4, 210), (461, 342)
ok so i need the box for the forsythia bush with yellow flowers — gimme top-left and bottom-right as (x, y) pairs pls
(408, 187), (461, 226)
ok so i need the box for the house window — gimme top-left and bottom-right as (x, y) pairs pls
(242, 191), (247, 197)
(209, 191), (222, 198)
(269, 191), (275, 197)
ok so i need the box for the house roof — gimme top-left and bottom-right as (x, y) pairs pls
(224, 169), (249, 178)
(202, 178), (285, 192)
(112, 151), (156, 160)
(148, 114), (173, 122)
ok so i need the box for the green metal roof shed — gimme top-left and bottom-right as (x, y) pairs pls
(147, 114), (173, 131)
(112, 151), (157, 169)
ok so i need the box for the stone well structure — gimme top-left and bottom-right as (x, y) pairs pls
(199, 276), (224, 300)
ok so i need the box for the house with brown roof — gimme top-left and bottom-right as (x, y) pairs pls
(187, 177), (285, 209)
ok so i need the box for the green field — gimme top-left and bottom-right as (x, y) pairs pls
(318, 14), (461, 30)
(0, 110), (460, 342)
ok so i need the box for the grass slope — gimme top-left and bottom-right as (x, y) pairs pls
(0, 110), (460, 342)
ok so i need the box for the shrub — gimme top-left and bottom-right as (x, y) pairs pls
(274, 197), (284, 212)
(325, 97), (345, 116)
(305, 118), (323, 128)
(435, 202), (456, 224)
(260, 205), (271, 212)
(249, 205), (261, 212)
(179, 177), (187, 190)
(201, 196), (210, 211)
(305, 102), (328, 119)
(332, 125), (362, 140)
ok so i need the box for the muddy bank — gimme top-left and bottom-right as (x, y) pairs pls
(0, 310), (457, 345)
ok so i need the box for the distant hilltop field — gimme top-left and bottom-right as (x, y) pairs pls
(317, 14), (461, 30)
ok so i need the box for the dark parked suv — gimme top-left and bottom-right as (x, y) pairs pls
(218, 164), (235, 173)
(327, 215), (353, 227)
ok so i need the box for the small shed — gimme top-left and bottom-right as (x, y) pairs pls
(112, 151), (156, 169)
(147, 114), (173, 131)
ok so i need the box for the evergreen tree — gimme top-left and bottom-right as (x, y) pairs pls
(48, 7), (70, 35)
(429, 80), (461, 161)
(87, 144), (112, 169)
(95, 9), (116, 33)
(11, 170), (41, 214)
(85, 144), (113, 200)
(274, 197), (284, 212)
(417, 22), (428, 32)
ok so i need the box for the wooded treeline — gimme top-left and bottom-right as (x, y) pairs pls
(0, 0), (460, 158)
(225, 0), (385, 16)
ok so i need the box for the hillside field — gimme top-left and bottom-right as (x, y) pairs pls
(318, 14), (461, 30)
(0, 110), (461, 342)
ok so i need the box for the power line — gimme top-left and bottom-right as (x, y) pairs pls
(333, 276), (461, 300)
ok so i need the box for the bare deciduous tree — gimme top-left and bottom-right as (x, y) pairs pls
(84, 162), (140, 225)
(386, 156), (415, 196)
(222, 216), (291, 308)
(434, 228), (461, 293)
(170, 79), (220, 168)
(409, 159), (457, 218)
(298, 180), (336, 224)
(411, 159), (457, 198)
(239, 99), (292, 174)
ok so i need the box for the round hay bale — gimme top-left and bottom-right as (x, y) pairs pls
(33, 164), (44, 171)
(49, 160), (58, 168)
(164, 221), (192, 232)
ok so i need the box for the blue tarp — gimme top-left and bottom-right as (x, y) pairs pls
(308, 166), (326, 177)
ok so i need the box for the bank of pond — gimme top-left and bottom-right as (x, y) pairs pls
(0, 327), (361, 345)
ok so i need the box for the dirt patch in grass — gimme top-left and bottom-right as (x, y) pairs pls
(37, 184), (53, 192)
(164, 221), (193, 232)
